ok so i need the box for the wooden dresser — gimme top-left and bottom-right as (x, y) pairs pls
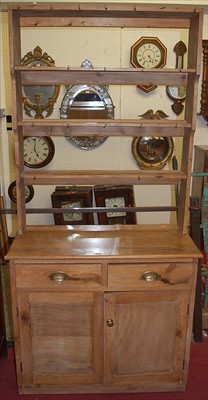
(5, 2), (203, 394)
(6, 225), (201, 394)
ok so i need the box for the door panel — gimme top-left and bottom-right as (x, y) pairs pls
(104, 291), (189, 387)
(18, 291), (102, 386)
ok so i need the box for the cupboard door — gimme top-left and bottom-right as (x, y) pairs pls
(104, 291), (189, 389)
(17, 291), (102, 387)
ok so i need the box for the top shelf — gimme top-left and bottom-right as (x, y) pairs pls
(8, 3), (203, 28)
(9, 4), (203, 75)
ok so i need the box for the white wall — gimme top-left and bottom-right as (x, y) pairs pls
(0, 2), (208, 235)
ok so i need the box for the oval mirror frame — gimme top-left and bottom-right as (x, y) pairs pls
(60, 60), (114, 150)
(21, 46), (60, 119)
(131, 136), (174, 170)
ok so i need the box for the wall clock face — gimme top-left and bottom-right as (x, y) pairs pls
(166, 86), (186, 115)
(166, 86), (186, 101)
(51, 186), (94, 225)
(130, 36), (167, 93)
(94, 185), (137, 225)
(24, 136), (55, 168)
(105, 197), (126, 218)
(8, 180), (34, 203)
(61, 201), (83, 223)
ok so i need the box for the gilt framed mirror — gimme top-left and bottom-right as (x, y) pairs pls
(131, 136), (174, 170)
(21, 46), (60, 119)
(60, 60), (114, 149)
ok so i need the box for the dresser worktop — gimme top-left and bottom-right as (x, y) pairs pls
(6, 225), (202, 261)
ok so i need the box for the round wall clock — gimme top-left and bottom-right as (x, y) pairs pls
(131, 136), (174, 170)
(130, 36), (167, 93)
(23, 136), (55, 168)
(8, 180), (34, 203)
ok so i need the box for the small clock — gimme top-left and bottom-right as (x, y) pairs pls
(61, 201), (83, 223)
(94, 185), (137, 225)
(51, 186), (94, 225)
(166, 85), (186, 115)
(24, 136), (55, 168)
(8, 180), (34, 203)
(130, 36), (167, 93)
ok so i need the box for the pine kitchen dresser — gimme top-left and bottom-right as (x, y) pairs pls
(5, 2), (203, 394)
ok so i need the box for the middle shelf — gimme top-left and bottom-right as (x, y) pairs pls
(19, 119), (191, 137)
(22, 170), (186, 186)
(17, 66), (194, 86)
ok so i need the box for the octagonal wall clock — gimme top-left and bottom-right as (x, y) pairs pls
(130, 36), (167, 93)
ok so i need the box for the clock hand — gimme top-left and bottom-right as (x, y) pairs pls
(32, 138), (40, 157)
(148, 54), (154, 61)
(32, 138), (44, 159)
(33, 138), (37, 151)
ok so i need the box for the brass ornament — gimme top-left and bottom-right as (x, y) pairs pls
(139, 109), (169, 120)
(21, 46), (60, 119)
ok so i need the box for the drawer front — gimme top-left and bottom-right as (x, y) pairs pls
(108, 262), (194, 290)
(15, 263), (102, 289)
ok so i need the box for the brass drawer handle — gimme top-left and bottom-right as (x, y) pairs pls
(49, 271), (70, 283)
(141, 271), (161, 282)
(140, 271), (174, 285)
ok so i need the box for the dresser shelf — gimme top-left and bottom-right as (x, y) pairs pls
(22, 169), (186, 186)
(8, 2), (203, 234)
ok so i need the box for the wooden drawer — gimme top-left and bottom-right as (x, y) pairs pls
(15, 263), (102, 290)
(108, 262), (194, 290)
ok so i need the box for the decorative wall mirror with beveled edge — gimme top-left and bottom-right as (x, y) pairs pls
(21, 46), (60, 119)
(60, 60), (114, 150)
(132, 136), (174, 170)
(131, 110), (174, 169)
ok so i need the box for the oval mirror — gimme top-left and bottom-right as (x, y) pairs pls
(60, 60), (114, 150)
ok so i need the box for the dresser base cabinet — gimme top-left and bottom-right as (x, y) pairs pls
(6, 225), (201, 394)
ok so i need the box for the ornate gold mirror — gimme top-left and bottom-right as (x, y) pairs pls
(132, 136), (174, 169)
(60, 60), (114, 149)
(21, 46), (60, 119)
(131, 109), (174, 169)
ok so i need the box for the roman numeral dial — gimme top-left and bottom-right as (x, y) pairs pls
(130, 36), (167, 93)
(23, 136), (55, 168)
